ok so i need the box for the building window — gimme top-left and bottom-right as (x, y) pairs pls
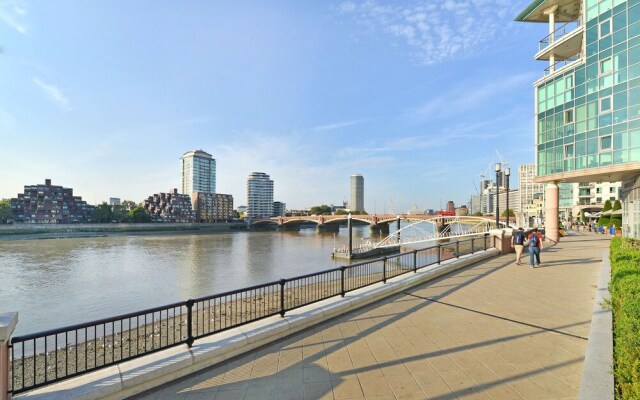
(600, 57), (612, 75)
(597, 197), (603, 203)
(565, 74), (574, 89)
(601, 135), (613, 150)
(564, 109), (574, 124)
(600, 96), (612, 113)
(610, 187), (615, 193)
(565, 144), (574, 157)
(599, 19), (611, 38)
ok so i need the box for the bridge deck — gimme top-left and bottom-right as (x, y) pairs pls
(136, 232), (609, 400)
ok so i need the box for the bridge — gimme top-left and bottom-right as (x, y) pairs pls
(331, 216), (498, 258)
(251, 214), (508, 233)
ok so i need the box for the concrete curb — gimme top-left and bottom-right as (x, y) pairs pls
(578, 249), (614, 400)
(17, 249), (499, 400)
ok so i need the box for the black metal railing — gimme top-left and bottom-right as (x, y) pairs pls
(8, 235), (490, 394)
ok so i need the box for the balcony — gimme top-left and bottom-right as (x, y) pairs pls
(536, 19), (583, 62)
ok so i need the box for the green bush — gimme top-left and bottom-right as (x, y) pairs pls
(610, 237), (640, 399)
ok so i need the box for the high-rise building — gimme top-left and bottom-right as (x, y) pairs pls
(350, 174), (364, 212)
(446, 201), (455, 212)
(247, 172), (274, 218)
(516, 0), (640, 239)
(518, 164), (545, 220)
(180, 150), (216, 195)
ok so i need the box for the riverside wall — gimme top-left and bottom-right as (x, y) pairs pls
(0, 223), (247, 241)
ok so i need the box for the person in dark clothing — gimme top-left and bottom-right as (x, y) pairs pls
(527, 228), (543, 267)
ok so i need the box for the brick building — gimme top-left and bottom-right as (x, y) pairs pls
(10, 179), (95, 223)
(144, 189), (195, 223)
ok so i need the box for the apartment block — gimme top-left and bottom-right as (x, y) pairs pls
(144, 189), (195, 223)
(10, 179), (94, 224)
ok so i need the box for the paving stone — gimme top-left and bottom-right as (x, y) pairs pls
(134, 234), (608, 400)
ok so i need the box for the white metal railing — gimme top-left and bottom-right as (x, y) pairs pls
(539, 18), (583, 52)
(544, 52), (583, 76)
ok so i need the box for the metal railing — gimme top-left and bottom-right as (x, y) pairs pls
(8, 235), (490, 394)
(543, 52), (583, 76)
(538, 18), (582, 52)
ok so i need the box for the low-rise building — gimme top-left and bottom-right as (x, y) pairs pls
(144, 189), (195, 223)
(191, 192), (234, 222)
(273, 201), (286, 217)
(10, 179), (94, 223)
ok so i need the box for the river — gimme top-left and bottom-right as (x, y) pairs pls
(0, 226), (384, 336)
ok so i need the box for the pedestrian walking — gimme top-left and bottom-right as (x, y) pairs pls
(511, 227), (525, 265)
(527, 228), (543, 267)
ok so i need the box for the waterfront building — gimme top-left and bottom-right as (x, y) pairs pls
(109, 198), (121, 206)
(273, 201), (286, 217)
(144, 189), (196, 223)
(455, 205), (469, 216)
(519, 164), (545, 221)
(10, 179), (95, 223)
(558, 181), (622, 218)
(191, 192), (234, 222)
(350, 174), (364, 212)
(469, 195), (481, 215)
(247, 172), (274, 218)
(446, 200), (455, 212)
(517, 0), (640, 239)
(180, 150), (216, 195)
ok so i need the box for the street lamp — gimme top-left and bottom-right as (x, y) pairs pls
(505, 167), (510, 228)
(495, 163), (501, 227)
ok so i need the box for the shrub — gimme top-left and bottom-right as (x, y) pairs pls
(610, 237), (640, 399)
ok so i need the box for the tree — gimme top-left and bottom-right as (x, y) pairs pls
(309, 205), (332, 215)
(334, 209), (348, 215)
(112, 204), (131, 223)
(93, 202), (113, 223)
(581, 210), (587, 223)
(472, 212), (483, 216)
(501, 209), (515, 217)
(0, 199), (13, 223)
(350, 210), (368, 215)
(129, 206), (151, 223)
(598, 199), (612, 226)
(610, 200), (622, 229)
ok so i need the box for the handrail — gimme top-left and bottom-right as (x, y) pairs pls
(539, 18), (583, 52)
(544, 52), (583, 76)
(8, 235), (491, 394)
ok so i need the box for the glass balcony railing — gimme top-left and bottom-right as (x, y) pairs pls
(538, 18), (583, 52)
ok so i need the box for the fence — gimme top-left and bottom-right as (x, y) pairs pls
(8, 235), (489, 395)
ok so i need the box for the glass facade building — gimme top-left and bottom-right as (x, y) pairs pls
(180, 150), (216, 195)
(247, 172), (274, 219)
(517, 0), (640, 239)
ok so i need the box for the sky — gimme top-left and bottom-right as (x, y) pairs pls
(0, 0), (548, 213)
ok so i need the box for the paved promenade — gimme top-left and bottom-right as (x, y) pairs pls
(135, 233), (610, 400)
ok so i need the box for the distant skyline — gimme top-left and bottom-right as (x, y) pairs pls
(1, 1), (543, 212)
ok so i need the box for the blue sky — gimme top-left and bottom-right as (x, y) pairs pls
(0, 0), (546, 212)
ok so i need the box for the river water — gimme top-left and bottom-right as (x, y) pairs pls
(0, 227), (384, 336)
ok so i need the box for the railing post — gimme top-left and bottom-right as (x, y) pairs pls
(437, 245), (441, 264)
(456, 241), (460, 258)
(0, 313), (18, 400)
(413, 250), (417, 273)
(382, 257), (387, 283)
(340, 266), (346, 297)
(185, 300), (194, 348)
(471, 238), (475, 254)
(484, 233), (489, 251)
(279, 279), (286, 317)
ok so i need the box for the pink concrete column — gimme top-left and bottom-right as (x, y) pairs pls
(0, 312), (18, 400)
(545, 181), (560, 243)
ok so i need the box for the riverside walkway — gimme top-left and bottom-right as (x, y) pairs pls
(135, 233), (610, 400)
